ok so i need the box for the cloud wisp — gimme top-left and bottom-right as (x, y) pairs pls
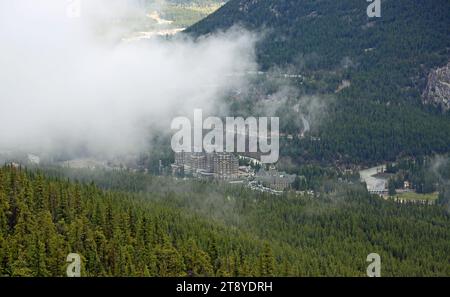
(0, 0), (257, 158)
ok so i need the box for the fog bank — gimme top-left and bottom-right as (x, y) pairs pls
(0, 0), (257, 158)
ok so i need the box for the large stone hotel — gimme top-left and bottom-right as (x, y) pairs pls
(171, 151), (239, 179)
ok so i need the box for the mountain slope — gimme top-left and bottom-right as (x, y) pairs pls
(186, 0), (450, 164)
(5, 165), (447, 276)
(187, 0), (449, 72)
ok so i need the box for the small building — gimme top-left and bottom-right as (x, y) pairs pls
(255, 169), (296, 191)
(404, 181), (411, 189)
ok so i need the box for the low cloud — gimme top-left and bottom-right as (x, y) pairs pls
(0, 0), (257, 158)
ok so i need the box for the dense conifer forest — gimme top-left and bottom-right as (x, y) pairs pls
(187, 0), (450, 164)
(1, 0), (449, 279)
(1, 165), (449, 276)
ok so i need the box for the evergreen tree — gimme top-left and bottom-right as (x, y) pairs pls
(259, 243), (275, 277)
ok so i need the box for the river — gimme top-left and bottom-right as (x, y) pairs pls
(359, 165), (388, 194)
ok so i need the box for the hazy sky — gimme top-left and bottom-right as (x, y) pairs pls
(0, 0), (257, 158)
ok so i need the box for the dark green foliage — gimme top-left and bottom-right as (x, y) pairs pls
(258, 243), (275, 277)
(385, 156), (450, 194)
(187, 0), (450, 164)
(388, 178), (396, 196)
(0, 166), (270, 276)
(1, 165), (450, 276)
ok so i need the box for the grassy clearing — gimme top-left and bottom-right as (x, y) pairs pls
(163, 4), (223, 27)
(395, 192), (439, 201)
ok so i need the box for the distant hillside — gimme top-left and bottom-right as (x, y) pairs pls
(158, 0), (227, 27)
(188, 0), (449, 72)
(186, 0), (450, 164)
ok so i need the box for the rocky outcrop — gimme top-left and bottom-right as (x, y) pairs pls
(422, 62), (450, 111)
